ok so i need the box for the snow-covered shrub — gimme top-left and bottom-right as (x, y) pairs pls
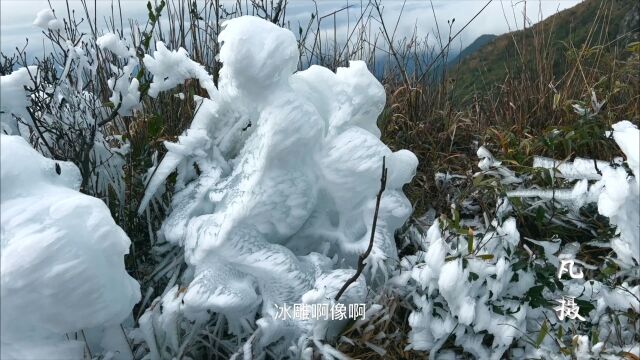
(399, 121), (639, 359)
(135, 16), (418, 358)
(96, 33), (142, 117)
(397, 213), (530, 358)
(0, 135), (140, 359)
(0, 11), (130, 203)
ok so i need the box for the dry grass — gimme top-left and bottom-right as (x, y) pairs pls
(336, 293), (425, 359)
(337, 2), (638, 357)
(380, 0), (639, 217)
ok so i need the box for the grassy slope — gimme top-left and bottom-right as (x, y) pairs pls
(450, 0), (636, 102)
(447, 34), (497, 65)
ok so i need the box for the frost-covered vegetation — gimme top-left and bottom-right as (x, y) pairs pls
(1, 1), (638, 359)
(397, 121), (639, 359)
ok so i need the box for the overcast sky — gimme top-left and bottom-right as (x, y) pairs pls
(1, 0), (582, 57)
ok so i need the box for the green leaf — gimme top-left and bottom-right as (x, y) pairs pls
(601, 262), (618, 276)
(535, 320), (549, 348)
(492, 304), (505, 315)
(627, 41), (640, 53)
(512, 259), (528, 271)
(526, 285), (550, 308)
(147, 1), (155, 21)
(591, 328), (599, 346)
(535, 206), (545, 223)
(575, 299), (595, 318)
(453, 208), (460, 228)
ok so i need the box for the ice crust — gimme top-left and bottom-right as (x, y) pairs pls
(1, 35), (130, 202)
(97, 33), (141, 116)
(0, 135), (140, 359)
(138, 16), (417, 353)
(600, 121), (639, 268)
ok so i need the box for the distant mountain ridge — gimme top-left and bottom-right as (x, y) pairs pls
(448, 34), (497, 65)
(449, 0), (638, 101)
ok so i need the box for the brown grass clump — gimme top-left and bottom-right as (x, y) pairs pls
(336, 293), (425, 359)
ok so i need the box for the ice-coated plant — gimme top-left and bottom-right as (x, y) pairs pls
(0, 9), (129, 204)
(398, 121), (639, 359)
(136, 16), (418, 358)
(0, 135), (140, 359)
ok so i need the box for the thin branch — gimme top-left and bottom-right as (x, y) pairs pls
(97, 99), (122, 127)
(335, 156), (387, 301)
(373, 0), (410, 88)
(417, 0), (493, 83)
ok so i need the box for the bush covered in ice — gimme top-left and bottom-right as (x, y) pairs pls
(0, 135), (140, 359)
(136, 16), (418, 358)
(0, 35), (129, 203)
(1, 4), (638, 359)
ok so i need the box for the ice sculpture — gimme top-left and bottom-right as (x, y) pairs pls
(0, 135), (140, 359)
(139, 16), (417, 353)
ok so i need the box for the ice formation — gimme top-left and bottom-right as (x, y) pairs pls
(33, 8), (62, 30)
(1, 21), (130, 202)
(97, 33), (142, 116)
(599, 121), (639, 268)
(401, 122), (639, 358)
(1, 135), (140, 359)
(508, 121), (639, 269)
(143, 42), (217, 99)
(400, 218), (528, 360)
(138, 16), (417, 354)
(0, 66), (36, 135)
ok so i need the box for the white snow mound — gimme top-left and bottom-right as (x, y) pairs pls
(1, 135), (140, 359)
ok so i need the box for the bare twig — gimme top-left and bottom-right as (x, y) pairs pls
(373, 0), (410, 88)
(335, 156), (387, 302)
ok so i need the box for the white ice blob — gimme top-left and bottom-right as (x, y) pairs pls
(1, 135), (140, 359)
